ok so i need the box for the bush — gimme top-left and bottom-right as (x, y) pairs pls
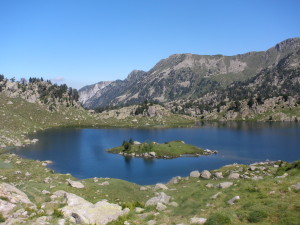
(0, 213), (5, 222)
(247, 210), (267, 223)
(122, 141), (131, 151)
(53, 208), (63, 218)
(121, 201), (144, 210)
(275, 160), (300, 176)
(205, 213), (230, 225)
(141, 142), (153, 152)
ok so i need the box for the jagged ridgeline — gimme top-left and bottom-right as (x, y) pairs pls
(79, 38), (300, 120)
(0, 75), (80, 111)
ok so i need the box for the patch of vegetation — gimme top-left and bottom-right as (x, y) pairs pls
(107, 140), (206, 158)
(0, 213), (5, 222)
(121, 201), (144, 210)
(205, 213), (231, 225)
(53, 208), (64, 218)
(275, 160), (300, 176)
(247, 210), (268, 223)
(0, 196), (9, 201)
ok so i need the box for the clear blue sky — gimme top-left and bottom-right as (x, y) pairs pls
(0, 0), (299, 89)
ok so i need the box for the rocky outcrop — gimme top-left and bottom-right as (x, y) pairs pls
(190, 170), (200, 178)
(216, 182), (233, 189)
(79, 81), (112, 105)
(0, 182), (35, 222)
(0, 183), (32, 204)
(145, 192), (171, 206)
(66, 179), (85, 189)
(97, 104), (171, 120)
(227, 196), (240, 205)
(200, 170), (211, 179)
(54, 191), (127, 225)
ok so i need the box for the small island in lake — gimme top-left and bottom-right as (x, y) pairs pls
(107, 139), (217, 159)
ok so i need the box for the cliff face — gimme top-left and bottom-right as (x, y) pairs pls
(78, 81), (112, 105)
(0, 78), (81, 111)
(79, 38), (300, 109)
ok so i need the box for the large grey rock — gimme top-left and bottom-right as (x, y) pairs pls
(154, 183), (168, 190)
(169, 201), (178, 207)
(291, 182), (300, 190)
(148, 220), (156, 225)
(227, 196), (240, 205)
(134, 207), (144, 213)
(190, 217), (207, 224)
(211, 192), (222, 199)
(190, 170), (200, 178)
(0, 183), (32, 204)
(34, 216), (52, 224)
(205, 183), (214, 188)
(156, 202), (167, 211)
(60, 191), (126, 225)
(149, 152), (156, 157)
(1, 218), (26, 225)
(66, 179), (85, 189)
(216, 182), (233, 189)
(275, 173), (288, 179)
(0, 199), (16, 217)
(167, 176), (181, 185)
(140, 186), (148, 191)
(200, 170), (211, 179)
(58, 219), (66, 225)
(145, 192), (171, 206)
(228, 173), (240, 179)
(249, 166), (257, 171)
(214, 172), (223, 179)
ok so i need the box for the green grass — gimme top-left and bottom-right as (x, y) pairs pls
(0, 151), (299, 224)
(107, 140), (205, 158)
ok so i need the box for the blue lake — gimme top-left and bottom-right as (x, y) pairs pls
(13, 122), (300, 185)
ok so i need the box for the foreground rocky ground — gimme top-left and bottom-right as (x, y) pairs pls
(0, 150), (299, 225)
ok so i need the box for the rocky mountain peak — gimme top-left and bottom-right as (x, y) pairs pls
(273, 37), (300, 52)
(78, 81), (112, 105)
(126, 70), (146, 81)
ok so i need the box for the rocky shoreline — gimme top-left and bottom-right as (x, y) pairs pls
(117, 148), (218, 159)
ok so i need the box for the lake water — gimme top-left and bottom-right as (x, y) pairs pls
(13, 122), (300, 185)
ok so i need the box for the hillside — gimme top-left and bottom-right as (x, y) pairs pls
(80, 38), (300, 110)
(167, 49), (300, 121)
(0, 77), (194, 148)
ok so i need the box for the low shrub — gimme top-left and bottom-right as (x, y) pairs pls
(205, 213), (231, 225)
(0, 213), (5, 222)
(121, 201), (144, 210)
(247, 210), (268, 223)
(53, 208), (63, 218)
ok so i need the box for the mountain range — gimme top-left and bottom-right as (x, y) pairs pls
(79, 38), (300, 110)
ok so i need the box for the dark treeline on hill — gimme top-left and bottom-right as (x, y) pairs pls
(0, 75), (80, 111)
